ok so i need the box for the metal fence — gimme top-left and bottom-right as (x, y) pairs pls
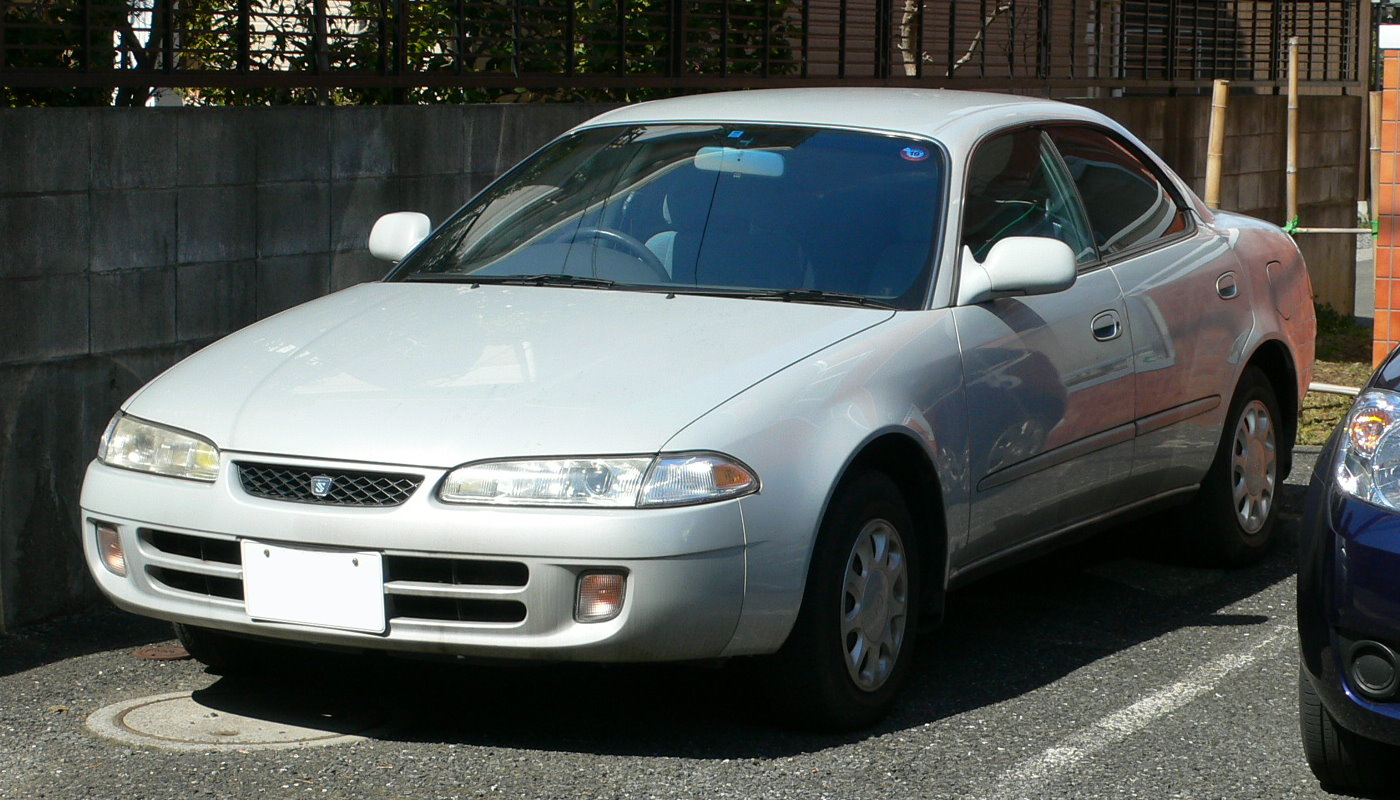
(0, 0), (1364, 102)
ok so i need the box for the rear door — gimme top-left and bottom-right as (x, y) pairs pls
(1046, 126), (1245, 494)
(953, 128), (1136, 570)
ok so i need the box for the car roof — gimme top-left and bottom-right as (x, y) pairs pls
(572, 88), (1118, 147)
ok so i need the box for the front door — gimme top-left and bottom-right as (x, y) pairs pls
(953, 127), (1137, 570)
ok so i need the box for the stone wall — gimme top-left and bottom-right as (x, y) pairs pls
(0, 94), (1365, 630)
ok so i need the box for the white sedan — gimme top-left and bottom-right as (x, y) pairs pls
(81, 88), (1314, 730)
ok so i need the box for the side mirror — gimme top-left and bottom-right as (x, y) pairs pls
(957, 237), (1077, 305)
(368, 212), (431, 263)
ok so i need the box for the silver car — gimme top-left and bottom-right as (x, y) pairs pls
(81, 89), (1315, 730)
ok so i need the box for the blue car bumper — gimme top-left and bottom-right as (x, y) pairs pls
(1298, 439), (1400, 748)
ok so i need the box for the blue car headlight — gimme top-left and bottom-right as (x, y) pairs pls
(1337, 389), (1400, 510)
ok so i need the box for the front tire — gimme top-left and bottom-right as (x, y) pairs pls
(1185, 366), (1283, 566)
(174, 623), (281, 675)
(1299, 667), (1400, 793)
(769, 471), (921, 731)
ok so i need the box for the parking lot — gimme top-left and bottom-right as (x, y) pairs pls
(0, 447), (1364, 800)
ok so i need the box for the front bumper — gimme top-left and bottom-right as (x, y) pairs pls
(80, 455), (751, 663)
(1298, 449), (1400, 747)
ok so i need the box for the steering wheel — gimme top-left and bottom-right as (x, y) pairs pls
(573, 227), (671, 282)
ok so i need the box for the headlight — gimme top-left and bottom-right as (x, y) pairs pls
(98, 412), (221, 482)
(438, 452), (758, 507)
(1336, 389), (1400, 509)
(440, 457), (650, 507)
(637, 453), (759, 507)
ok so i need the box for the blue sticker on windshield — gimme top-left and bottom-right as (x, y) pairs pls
(900, 145), (930, 162)
(728, 130), (745, 139)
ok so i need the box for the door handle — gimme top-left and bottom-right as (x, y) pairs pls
(1216, 271), (1239, 300)
(1091, 310), (1122, 342)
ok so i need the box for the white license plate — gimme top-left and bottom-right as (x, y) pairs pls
(240, 540), (386, 634)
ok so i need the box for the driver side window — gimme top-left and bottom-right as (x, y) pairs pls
(962, 129), (1096, 265)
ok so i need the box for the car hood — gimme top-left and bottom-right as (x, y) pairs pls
(124, 283), (894, 467)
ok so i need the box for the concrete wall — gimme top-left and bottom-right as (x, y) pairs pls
(0, 103), (613, 631)
(0, 95), (1363, 631)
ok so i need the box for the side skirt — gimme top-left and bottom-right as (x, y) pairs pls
(946, 485), (1197, 590)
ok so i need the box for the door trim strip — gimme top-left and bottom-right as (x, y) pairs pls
(1134, 395), (1221, 437)
(977, 422), (1135, 492)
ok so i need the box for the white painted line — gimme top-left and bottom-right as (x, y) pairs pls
(971, 625), (1288, 800)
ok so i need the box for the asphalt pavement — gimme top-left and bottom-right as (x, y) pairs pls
(0, 446), (1381, 800)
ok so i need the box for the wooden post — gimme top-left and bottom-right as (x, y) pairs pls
(1205, 79), (1230, 209)
(1286, 36), (1299, 226)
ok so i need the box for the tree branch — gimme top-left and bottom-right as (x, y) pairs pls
(946, 2), (1012, 75)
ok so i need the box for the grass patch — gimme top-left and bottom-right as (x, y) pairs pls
(1299, 305), (1373, 446)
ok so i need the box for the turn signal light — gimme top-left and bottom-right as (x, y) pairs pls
(712, 463), (754, 489)
(576, 572), (626, 623)
(95, 522), (126, 576)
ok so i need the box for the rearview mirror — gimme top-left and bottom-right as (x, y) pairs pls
(368, 212), (432, 263)
(957, 237), (1077, 305)
(693, 146), (784, 177)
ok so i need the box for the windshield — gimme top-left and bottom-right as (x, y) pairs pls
(390, 124), (946, 310)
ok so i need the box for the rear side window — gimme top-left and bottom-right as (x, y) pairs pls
(1046, 127), (1189, 255)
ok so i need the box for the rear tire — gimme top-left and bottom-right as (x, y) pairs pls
(1299, 667), (1400, 793)
(767, 471), (921, 731)
(1185, 366), (1283, 566)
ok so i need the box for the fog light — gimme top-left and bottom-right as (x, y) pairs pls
(95, 522), (126, 576)
(576, 572), (626, 623)
(1349, 640), (1400, 700)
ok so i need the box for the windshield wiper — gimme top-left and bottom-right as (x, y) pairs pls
(483, 273), (617, 288)
(768, 289), (897, 309)
(405, 273), (617, 288)
(674, 288), (897, 309)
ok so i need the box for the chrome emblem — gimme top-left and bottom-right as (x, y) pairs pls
(310, 475), (334, 497)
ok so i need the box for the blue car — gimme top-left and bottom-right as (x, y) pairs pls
(1299, 350), (1400, 792)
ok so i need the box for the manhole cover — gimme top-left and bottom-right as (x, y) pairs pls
(131, 644), (190, 661)
(87, 691), (386, 751)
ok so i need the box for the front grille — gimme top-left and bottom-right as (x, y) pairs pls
(140, 528), (244, 600)
(236, 462), (423, 507)
(139, 528), (530, 627)
(383, 555), (529, 624)
(148, 566), (244, 600)
(384, 555), (528, 587)
(388, 595), (527, 624)
(142, 529), (240, 564)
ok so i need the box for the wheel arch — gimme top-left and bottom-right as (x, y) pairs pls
(1244, 337), (1300, 475)
(839, 431), (949, 625)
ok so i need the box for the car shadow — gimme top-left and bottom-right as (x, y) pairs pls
(182, 476), (1309, 760)
(0, 606), (172, 678)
